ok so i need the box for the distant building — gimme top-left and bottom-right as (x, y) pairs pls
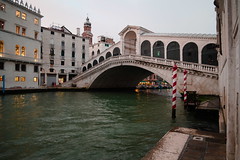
(0, 0), (43, 88)
(89, 35), (115, 59)
(82, 17), (93, 46)
(40, 25), (89, 86)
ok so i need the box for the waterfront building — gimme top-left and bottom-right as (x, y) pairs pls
(89, 35), (115, 59)
(0, 0), (43, 88)
(214, 0), (240, 159)
(40, 25), (89, 86)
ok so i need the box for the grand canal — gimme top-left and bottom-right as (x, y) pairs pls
(0, 90), (218, 160)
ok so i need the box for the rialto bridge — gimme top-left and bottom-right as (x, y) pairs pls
(63, 25), (219, 95)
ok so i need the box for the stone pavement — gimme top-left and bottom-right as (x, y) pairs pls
(141, 127), (226, 160)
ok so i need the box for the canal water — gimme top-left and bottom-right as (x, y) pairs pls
(0, 90), (218, 160)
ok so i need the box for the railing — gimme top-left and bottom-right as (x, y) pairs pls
(0, 52), (42, 64)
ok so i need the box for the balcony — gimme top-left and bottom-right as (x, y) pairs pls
(0, 52), (42, 64)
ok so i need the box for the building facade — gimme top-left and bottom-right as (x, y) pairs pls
(0, 0), (42, 88)
(40, 25), (89, 86)
(215, 0), (240, 159)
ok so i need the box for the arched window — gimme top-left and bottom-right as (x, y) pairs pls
(15, 45), (20, 55)
(93, 60), (98, 66)
(113, 47), (120, 56)
(99, 56), (104, 63)
(87, 63), (92, 69)
(167, 41), (180, 60)
(153, 41), (164, 58)
(183, 42), (198, 63)
(21, 46), (26, 56)
(202, 43), (218, 66)
(82, 66), (87, 72)
(72, 42), (75, 48)
(106, 52), (112, 59)
(141, 40), (151, 56)
(34, 49), (38, 59)
(0, 41), (4, 53)
(92, 51), (94, 56)
(97, 49), (100, 54)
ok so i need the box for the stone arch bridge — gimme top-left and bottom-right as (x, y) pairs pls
(63, 55), (218, 95)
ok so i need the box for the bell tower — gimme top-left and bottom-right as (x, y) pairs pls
(82, 17), (93, 45)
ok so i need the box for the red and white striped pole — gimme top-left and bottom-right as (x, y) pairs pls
(183, 70), (188, 104)
(172, 63), (177, 119)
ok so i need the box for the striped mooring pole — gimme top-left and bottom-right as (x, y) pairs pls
(183, 70), (188, 104)
(172, 63), (177, 119)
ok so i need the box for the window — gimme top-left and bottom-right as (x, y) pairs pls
(61, 50), (65, 57)
(15, 64), (20, 71)
(82, 53), (85, 59)
(72, 51), (75, 58)
(34, 66), (38, 72)
(0, 41), (3, 53)
(82, 45), (85, 50)
(33, 77), (38, 82)
(0, 76), (2, 81)
(34, 32), (38, 39)
(82, 38), (85, 42)
(16, 26), (20, 34)
(72, 36), (75, 39)
(62, 34), (65, 37)
(60, 69), (64, 73)
(105, 44), (109, 47)
(51, 31), (54, 35)
(15, 76), (20, 82)
(61, 41), (65, 47)
(41, 28), (43, 32)
(15, 45), (20, 55)
(72, 62), (75, 66)
(22, 13), (26, 20)
(34, 18), (39, 25)
(50, 60), (54, 65)
(0, 62), (4, 70)
(72, 42), (75, 48)
(34, 49), (38, 59)
(16, 10), (21, 17)
(0, 20), (4, 29)
(49, 68), (54, 72)
(21, 64), (26, 71)
(20, 77), (26, 82)
(0, 3), (5, 11)
(50, 48), (54, 55)
(21, 46), (26, 56)
(22, 28), (26, 36)
(61, 61), (64, 66)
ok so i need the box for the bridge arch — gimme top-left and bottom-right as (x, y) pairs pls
(167, 41), (180, 60)
(124, 31), (137, 55)
(82, 66), (87, 72)
(99, 56), (104, 63)
(106, 52), (112, 59)
(93, 60), (98, 66)
(87, 63), (92, 69)
(141, 40), (151, 56)
(113, 47), (121, 56)
(202, 43), (218, 66)
(183, 42), (198, 63)
(153, 41), (164, 58)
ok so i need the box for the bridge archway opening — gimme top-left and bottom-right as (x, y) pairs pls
(202, 43), (218, 66)
(167, 41), (180, 60)
(106, 52), (112, 59)
(82, 66), (87, 72)
(87, 63), (92, 69)
(183, 42), (198, 63)
(113, 47), (121, 56)
(153, 41), (164, 58)
(99, 56), (104, 63)
(141, 40), (151, 56)
(93, 60), (98, 66)
(124, 31), (137, 55)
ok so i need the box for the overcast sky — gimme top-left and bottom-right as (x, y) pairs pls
(26, 0), (216, 42)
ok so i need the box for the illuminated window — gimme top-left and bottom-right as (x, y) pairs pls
(0, 76), (2, 81)
(16, 10), (21, 17)
(16, 26), (20, 34)
(34, 32), (38, 39)
(0, 41), (3, 53)
(33, 77), (38, 82)
(20, 77), (25, 82)
(15, 45), (20, 55)
(15, 76), (20, 82)
(22, 28), (26, 36)
(0, 20), (4, 29)
(34, 49), (38, 59)
(0, 3), (5, 11)
(22, 13), (26, 20)
(34, 18), (39, 25)
(21, 46), (26, 56)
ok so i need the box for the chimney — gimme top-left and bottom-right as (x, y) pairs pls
(77, 28), (80, 36)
